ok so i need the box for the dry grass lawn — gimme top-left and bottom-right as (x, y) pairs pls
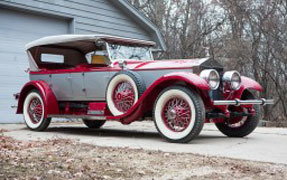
(1, 128), (287, 180)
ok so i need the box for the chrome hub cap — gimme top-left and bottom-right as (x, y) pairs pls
(28, 97), (43, 124)
(112, 81), (136, 113)
(162, 97), (191, 132)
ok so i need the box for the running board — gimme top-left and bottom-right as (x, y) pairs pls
(47, 115), (106, 120)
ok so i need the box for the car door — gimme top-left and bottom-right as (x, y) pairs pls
(50, 73), (73, 100)
(83, 69), (116, 101)
(71, 72), (86, 101)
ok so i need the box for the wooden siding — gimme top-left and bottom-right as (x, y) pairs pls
(0, 0), (153, 41)
(0, 8), (70, 123)
(0, 0), (161, 123)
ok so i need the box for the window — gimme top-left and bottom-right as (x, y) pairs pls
(107, 43), (153, 61)
(41, 54), (64, 63)
(86, 50), (108, 64)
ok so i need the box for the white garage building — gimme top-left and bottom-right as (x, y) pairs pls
(0, 0), (165, 123)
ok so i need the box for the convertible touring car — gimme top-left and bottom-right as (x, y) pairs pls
(16, 34), (273, 143)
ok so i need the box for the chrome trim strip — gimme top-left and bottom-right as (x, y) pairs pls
(48, 115), (107, 120)
(213, 98), (274, 106)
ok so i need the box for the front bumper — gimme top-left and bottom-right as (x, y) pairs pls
(213, 98), (274, 106)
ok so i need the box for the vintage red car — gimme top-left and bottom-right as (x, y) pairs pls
(16, 34), (273, 143)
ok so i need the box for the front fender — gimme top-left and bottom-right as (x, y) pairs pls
(233, 76), (263, 99)
(109, 72), (210, 124)
(162, 72), (210, 90)
(241, 76), (262, 91)
(17, 80), (59, 118)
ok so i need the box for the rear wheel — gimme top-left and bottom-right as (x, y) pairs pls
(23, 90), (51, 131)
(82, 120), (106, 129)
(153, 86), (205, 143)
(215, 91), (261, 137)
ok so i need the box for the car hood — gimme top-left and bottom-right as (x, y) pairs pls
(118, 57), (222, 71)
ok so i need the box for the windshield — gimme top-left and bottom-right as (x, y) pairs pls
(107, 43), (153, 61)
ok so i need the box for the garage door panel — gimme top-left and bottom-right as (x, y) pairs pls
(0, 108), (22, 123)
(0, 77), (28, 87)
(0, 8), (69, 123)
(0, 9), (69, 34)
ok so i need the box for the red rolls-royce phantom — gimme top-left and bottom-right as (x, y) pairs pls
(15, 34), (273, 143)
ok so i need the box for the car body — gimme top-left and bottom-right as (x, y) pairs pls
(16, 34), (273, 143)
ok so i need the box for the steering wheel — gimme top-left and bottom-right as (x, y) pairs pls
(129, 54), (141, 60)
(111, 51), (126, 60)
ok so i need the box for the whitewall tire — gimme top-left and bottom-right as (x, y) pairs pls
(215, 91), (261, 137)
(153, 86), (205, 143)
(23, 90), (51, 131)
(106, 71), (145, 116)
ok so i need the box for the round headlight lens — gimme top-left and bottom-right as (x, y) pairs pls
(223, 71), (241, 90)
(231, 72), (241, 90)
(200, 69), (220, 90)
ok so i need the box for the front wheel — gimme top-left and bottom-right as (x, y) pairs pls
(23, 90), (51, 131)
(215, 91), (261, 137)
(153, 86), (205, 143)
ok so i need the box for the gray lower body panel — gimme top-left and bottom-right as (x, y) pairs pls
(30, 69), (192, 101)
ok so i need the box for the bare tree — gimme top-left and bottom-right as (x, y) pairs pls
(129, 0), (287, 122)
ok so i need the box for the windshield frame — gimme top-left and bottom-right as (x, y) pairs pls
(105, 42), (154, 62)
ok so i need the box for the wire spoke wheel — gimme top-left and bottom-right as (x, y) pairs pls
(23, 90), (51, 131)
(227, 107), (248, 128)
(28, 97), (43, 124)
(112, 81), (136, 112)
(162, 97), (191, 132)
(215, 91), (261, 137)
(153, 86), (205, 143)
(106, 71), (145, 116)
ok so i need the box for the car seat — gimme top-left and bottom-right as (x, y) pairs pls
(91, 55), (107, 67)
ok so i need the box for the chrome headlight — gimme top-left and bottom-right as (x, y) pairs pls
(223, 71), (241, 90)
(200, 69), (220, 90)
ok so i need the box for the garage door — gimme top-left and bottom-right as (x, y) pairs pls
(0, 8), (70, 123)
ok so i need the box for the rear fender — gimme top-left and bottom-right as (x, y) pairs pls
(17, 80), (59, 118)
(109, 72), (210, 124)
(233, 76), (263, 99)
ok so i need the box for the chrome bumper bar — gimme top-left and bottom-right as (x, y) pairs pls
(213, 98), (274, 106)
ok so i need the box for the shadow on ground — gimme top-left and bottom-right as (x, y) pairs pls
(45, 126), (161, 139)
(18, 125), (228, 144)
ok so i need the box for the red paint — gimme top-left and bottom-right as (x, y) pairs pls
(113, 59), (207, 70)
(17, 80), (59, 118)
(107, 72), (211, 124)
(28, 97), (43, 124)
(210, 76), (263, 119)
(112, 81), (136, 113)
(23, 68), (263, 125)
(161, 97), (191, 132)
(29, 66), (116, 75)
(29, 59), (208, 75)
(164, 72), (210, 90)
(89, 102), (106, 111)
(232, 76), (262, 99)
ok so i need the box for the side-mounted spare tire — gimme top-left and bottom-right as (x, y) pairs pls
(106, 71), (146, 116)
